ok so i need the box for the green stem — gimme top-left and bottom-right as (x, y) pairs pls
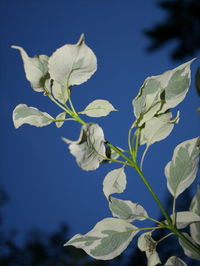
(134, 163), (172, 226)
(171, 227), (200, 256)
(132, 226), (161, 232)
(48, 94), (68, 112)
(47, 90), (200, 255)
(106, 142), (135, 166)
(144, 216), (165, 226)
(140, 145), (149, 170)
(128, 126), (134, 157)
(134, 128), (140, 162)
(157, 233), (174, 244)
(172, 197), (177, 226)
(73, 114), (86, 125)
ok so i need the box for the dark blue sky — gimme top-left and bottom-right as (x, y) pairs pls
(1, 0), (199, 244)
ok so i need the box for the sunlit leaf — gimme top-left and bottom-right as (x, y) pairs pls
(48, 34), (97, 88)
(133, 59), (194, 127)
(81, 99), (117, 117)
(11, 46), (49, 92)
(137, 232), (161, 266)
(62, 123), (105, 171)
(13, 104), (54, 128)
(103, 167), (126, 200)
(165, 137), (200, 199)
(140, 111), (179, 146)
(109, 197), (148, 222)
(133, 77), (163, 127)
(164, 256), (187, 266)
(64, 218), (138, 260)
(190, 186), (200, 245)
(178, 232), (200, 260)
(55, 112), (66, 128)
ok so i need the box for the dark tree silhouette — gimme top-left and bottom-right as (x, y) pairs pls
(0, 187), (124, 266)
(145, 0), (200, 60)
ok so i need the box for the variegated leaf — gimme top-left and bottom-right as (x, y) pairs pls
(168, 211), (200, 229)
(11, 46), (49, 92)
(48, 34), (97, 88)
(13, 104), (53, 128)
(62, 123), (105, 171)
(81, 99), (117, 117)
(103, 167), (126, 200)
(179, 232), (200, 260)
(165, 137), (200, 199)
(65, 218), (138, 260)
(140, 111), (179, 146)
(133, 59), (194, 127)
(190, 186), (200, 245)
(109, 197), (148, 222)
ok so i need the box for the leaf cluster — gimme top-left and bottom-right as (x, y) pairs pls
(12, 35), (200, 266)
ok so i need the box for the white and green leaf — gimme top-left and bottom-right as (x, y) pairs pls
(165, 137), (200, 199)
(137, 232), (161, 266)
(64, 218), (138, 260)
(133, 77), (163, 127)
(164, 256), (187, 266)
(168, 211), (200, 229)
(190, 186), (200, 245)
(140, 111), (180, 146)
(179, 232), (200, 260)
(81, 99), (117, 117)
(48, 34), (97, 88)
(158, 59), (194, 114)
(133, 59), (194, 127)
(11, 46), (49, 92)
(52, 80), (69, 104)
(62, 123), (105, 171)
(109, 197), (148, 222)
(55, 112), (66, 128)
(103, 167), (126, 200)
(13, 104), (54, 128)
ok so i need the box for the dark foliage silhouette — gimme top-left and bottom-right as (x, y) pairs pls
(145, 0), (200, 60)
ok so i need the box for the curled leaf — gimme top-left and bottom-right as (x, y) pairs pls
(62, 123), (106, 171)
(137, 232), (161, 266)
(11, 46), (49, 92)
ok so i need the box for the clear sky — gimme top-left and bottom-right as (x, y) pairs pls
(1, 0), (200, 245)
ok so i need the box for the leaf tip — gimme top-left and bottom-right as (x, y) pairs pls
(11, 45), (22, 51)
(77, 33), (85, 46)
